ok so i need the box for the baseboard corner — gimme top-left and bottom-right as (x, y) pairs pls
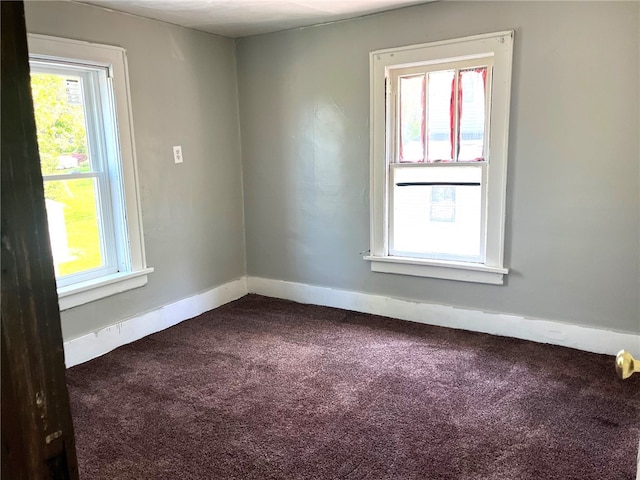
(63, 276), (248, 367)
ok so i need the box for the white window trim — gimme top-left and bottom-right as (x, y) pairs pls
(28, 34), (152, 309)
(57, 268), (154, 311)
(366, 31), (514, 285)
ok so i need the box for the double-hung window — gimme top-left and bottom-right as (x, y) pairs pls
(367, 31), (514, 284)
(28, 34), (152, 310)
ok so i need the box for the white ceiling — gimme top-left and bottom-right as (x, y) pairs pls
(75, 0), (434, 38)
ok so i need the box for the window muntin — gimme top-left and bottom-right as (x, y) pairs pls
(368, 32), (513, 284)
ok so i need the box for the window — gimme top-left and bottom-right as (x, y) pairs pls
(367, 31), (513, 284)
(28, 34), (152, 310)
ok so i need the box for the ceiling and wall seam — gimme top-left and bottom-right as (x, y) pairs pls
(71, 0), (237, 39)
(71, 0), (436, 39)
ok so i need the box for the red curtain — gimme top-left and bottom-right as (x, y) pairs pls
(450, 68), (487, 161)
(449, 75), (456, 160)
(419, 76), (426, 163)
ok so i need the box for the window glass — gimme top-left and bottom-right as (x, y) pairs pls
(31, 63), (117, 284)
(427, 69), (454, 163)
(43, 179), (104, 276)
(392, 165), (483, 260)
(399, 75), (425, 163)
(458, 68), (487, 162)
(31, 72), (89, 176)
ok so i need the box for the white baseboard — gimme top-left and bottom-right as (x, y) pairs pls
(64, 275), (639, 368)
(63, 277), (248, 367)
(247, 277), (640, 356)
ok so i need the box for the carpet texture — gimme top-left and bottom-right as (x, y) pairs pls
(67, 295), (640, 479)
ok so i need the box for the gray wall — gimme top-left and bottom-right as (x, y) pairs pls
(25, 1), (246, 340)
(237, 1), (640, 334)
(24, 1), (640, 340)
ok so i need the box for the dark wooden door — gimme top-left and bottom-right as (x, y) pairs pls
(1, 2), (80, 478)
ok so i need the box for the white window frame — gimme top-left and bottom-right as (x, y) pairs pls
(366, 31), (514, 285)
(28, 34), (153, 310)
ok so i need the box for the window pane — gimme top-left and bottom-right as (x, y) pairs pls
(44, 178), (105, 276)
(458, 68), (487, 162)
(398, 75), (425, 163)
(426, 70), (454, 163)
(31, 72), (90, 175)
(392, 165), (483, 260)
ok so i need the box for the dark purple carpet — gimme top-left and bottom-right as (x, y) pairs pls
(67, 294), (640, 479)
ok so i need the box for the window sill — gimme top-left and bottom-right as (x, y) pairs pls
(364, 255), (507, 285)
(57, 268), (154, 311)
